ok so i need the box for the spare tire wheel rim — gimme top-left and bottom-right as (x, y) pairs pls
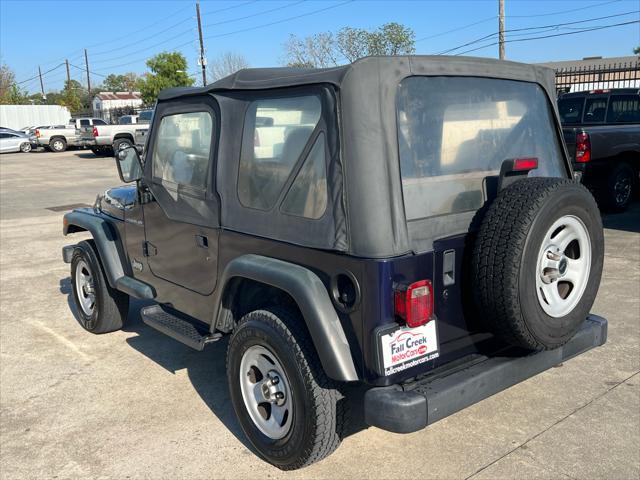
(535, 215), (591, 318)
(239, 345), (293, 440)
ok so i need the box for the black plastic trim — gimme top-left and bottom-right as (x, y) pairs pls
(63, 209), (127, 287)
(213, 254), (359, 382)
(364, 315), (607, 433)
(115, 276), (156, 300)
(64, 209), (156, 300)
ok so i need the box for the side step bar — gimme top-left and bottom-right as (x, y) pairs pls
(141, 305), (222, 351)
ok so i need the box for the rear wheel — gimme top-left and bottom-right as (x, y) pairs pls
(473, 178), (604, 350)
(113, 138), (133, 155)
(227, 307), (346, 470)
(50, 137), (67, 152)
(604, 162), (634, 212)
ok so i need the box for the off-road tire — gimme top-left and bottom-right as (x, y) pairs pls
(227, 306), (346, 470)
(50, 137), (67, 152)
(604, 162), (634, 212)
(19, 142), (32, 153)
(472, 178), (604, 350)
(70, 240), (129, 333)
(113, 138), (133, 155)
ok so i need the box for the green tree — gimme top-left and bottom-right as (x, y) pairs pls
(101, 72), (142, 92)
(284, 22), (415, 67)
(56, 79), (83, 112)
(0, 64), (28, 104)
(139, 52), (194, 104)
(634, 46), (640, 55)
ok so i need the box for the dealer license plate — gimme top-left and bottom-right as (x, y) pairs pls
(379, 321), (439, 376)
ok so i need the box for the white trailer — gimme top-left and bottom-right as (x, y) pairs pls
(0, 105), (72, 130)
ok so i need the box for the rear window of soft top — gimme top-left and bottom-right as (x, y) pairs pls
(397, 76), (565, 220)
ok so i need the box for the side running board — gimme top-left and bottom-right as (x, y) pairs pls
(141, 305), (222, 351)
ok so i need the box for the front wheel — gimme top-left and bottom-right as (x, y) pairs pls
(20, 142), (32, 153)
(227, 307), (346, 470)
(70, 240), (129, 333)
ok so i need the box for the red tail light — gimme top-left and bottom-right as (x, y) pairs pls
(92, 127), (99, 137)
(394, 280), (434, 328)
(35, 129), (40, 137)
(513, 157), (538, 171)
(575, 132), (591, 163)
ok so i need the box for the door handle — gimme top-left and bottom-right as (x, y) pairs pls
(195, 234), (208, 248)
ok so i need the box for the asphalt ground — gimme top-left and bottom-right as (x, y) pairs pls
(1, 149), (639, 479)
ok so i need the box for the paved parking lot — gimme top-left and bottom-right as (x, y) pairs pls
(1, 149), (639, 479)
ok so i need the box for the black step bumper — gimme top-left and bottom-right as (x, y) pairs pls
(364, 315), (607, 433)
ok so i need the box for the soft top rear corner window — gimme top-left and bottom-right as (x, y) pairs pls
(396, 76), (566, 221)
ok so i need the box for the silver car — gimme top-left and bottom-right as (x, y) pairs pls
(0, 131), (36, 153)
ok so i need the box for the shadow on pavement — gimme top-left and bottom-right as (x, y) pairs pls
(59, 280), (369, 453)
(601, 200), (640, 234)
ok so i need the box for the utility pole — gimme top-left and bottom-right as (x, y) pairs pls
(38, 66), (46, 99)
(196, 1), (207, 86)
(498, 0), (505, 60)
(65, 59), (71, 86)
(84, 49), (92, 93)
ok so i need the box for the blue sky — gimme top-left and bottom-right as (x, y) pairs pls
(1, 0), (638, 94)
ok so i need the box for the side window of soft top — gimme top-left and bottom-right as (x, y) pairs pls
(237, 94), (326, 218)
(151, 111), (214, 191)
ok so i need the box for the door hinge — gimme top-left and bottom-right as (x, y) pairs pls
(143, 241), (157, 257)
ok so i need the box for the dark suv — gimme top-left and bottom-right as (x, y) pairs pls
(62, 56), (606, 470)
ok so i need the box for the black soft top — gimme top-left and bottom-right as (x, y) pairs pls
(156, 56), (564, 258)
(158, 55), (556, 99)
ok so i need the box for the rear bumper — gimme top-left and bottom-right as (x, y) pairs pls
(364, 315), (607, 433)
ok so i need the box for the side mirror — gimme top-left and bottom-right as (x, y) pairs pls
(115, 146), (143, 183)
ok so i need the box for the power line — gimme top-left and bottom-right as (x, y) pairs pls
(202, 0), (354, 41)
(436, 10), (639, 55)
(454, 19), (639, 56)
(84, 3), (194, 50)
(93, 0), (354, 72)
(508, 0), (622, 18)
(91, 0), (310, 67)
(202, 0), (306, 28)
(416, 16), (495, 43)
(15, 63), (65, 85)
(69, 63), (108, 78)
(89, 26), (195, 66)
(90, 15), (194, 57)
(199, 0), (259, 16)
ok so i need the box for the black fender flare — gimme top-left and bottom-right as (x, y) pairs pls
(214, 254), (359, 382)
(63, 209), (129, 287)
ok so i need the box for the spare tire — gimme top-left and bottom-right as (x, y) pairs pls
(472, 178), (604, 351)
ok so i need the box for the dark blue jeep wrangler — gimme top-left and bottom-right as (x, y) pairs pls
(62, 56), (606, 470)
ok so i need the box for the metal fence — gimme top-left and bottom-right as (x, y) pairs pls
(555, 60), (640, 94)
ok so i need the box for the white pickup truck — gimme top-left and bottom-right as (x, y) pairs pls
(81, 110), (153, 156)
(36, 118), (108, 152)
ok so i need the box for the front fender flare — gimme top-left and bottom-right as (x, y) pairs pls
(214, 254), (359, 382)
(63, 209), (129, 288)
